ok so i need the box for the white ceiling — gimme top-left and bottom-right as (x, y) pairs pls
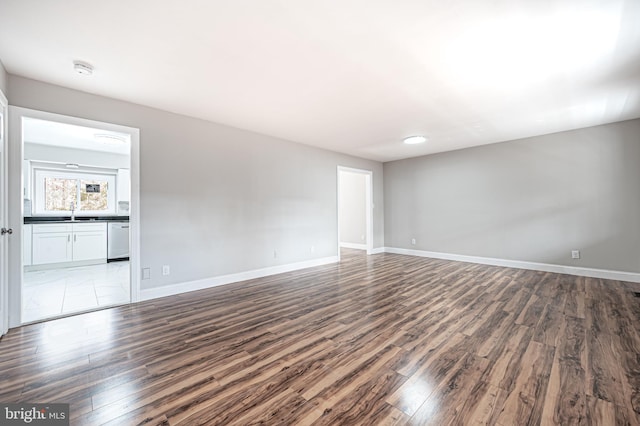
(23, 118), (131, 155)
(1, 0), (639, 162)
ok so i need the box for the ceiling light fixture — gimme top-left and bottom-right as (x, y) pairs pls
(94, 133), (126, 143)
(403, 135), (427, 145)
(73, 61), (93, 76)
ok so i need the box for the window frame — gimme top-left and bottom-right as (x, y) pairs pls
(32, 165), (117, 216)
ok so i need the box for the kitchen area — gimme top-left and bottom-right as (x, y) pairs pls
(21, 118), (131, 323)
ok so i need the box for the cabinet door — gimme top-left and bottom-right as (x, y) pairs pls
(116, 169), (131, 215)
(117, 169), (130, 200)
(32, 232), (72, 265)
(23, 159), (31, 200)
(73, 231), (107, 261)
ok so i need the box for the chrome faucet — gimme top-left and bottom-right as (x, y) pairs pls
(70, 201), (75, 221)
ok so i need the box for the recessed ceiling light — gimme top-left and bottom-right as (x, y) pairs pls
(94, 133), (126, 143)
(403, 135), (427, 145)
(73, 61), (93, 76)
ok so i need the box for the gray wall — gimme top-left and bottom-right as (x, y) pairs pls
(339, 171), (366, 245)
(384, 119), (640, 273)
(9, 75), (384, 290)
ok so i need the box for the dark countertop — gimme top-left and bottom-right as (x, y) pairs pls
(24, 216), (129, 224)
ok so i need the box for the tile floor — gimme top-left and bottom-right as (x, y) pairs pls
(22, 261), (130, 323)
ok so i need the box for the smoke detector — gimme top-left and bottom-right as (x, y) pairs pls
(73, 61), (93, 76)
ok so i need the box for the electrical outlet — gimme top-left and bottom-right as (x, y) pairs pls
(310, 245), (315, 253)
(411, 238), (416, 245)
(162, 265), (171, 276)
(273, 249), (278, 258)
(142, 268), (151, 280)
(571, 250), (580, 259)
(361, 234), (365, 241)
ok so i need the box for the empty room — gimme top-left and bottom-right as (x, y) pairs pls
(0, 1), (639, 425)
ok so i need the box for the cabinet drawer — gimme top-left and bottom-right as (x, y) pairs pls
(72, 222), (107, 233)
(32, 223), (73, 234)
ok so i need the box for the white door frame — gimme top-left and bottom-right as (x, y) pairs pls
(0, 89), (8, 336)
(7, 106), (141, 327)
(337, 166), (373, 261)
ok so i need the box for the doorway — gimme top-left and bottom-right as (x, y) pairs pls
(7, 107), (140, 327)
(337, 166), (373, 260)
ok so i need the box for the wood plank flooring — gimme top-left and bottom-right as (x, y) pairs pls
(1, 249), (640, 425)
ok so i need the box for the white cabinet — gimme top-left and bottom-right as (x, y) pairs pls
(23, 224), (32, 266)
(116, 169), (130, 215)
(23, 160), (31, 200)
(72, 223), (108, 261)
(32, 224), (73, 265)
(23, 160), (33, 216)
(31, 222), (106, 266)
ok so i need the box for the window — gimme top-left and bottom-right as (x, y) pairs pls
(44, 177), (77, 211)
(79, 179), (109, 211)
(34, 168), (116, 215)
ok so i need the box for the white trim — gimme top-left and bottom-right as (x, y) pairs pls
(365, 173), (373, 255)
(369, 247), (385, 255)
(0, 89), (7, 336)
(339, 242), (367, 250)
(129, 127), (141, 303)
(7, 107), (23, 327)
(7, 106), (141, 327)
(383, 247), (640, 283)
(141, 256), (339, 301)
(337, 166), (373, 260)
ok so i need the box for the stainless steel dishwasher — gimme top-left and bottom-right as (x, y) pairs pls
(107, 221), (130, 261)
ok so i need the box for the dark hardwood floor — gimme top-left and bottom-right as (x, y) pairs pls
(1, 249), (640, 425)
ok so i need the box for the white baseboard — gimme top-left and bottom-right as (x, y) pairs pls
(339, 242), (367, 250)
(140, 247), (639, 302)
(140, 256), (339, 301)
(24, 258), (107, 272)
(383, 247), (640, 283)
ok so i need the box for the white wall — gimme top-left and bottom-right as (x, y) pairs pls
(24, 142), (130, 169)
(384, 119), (640, 273)
(339, 171), (366, 246)
(8, 75), (384, 291)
